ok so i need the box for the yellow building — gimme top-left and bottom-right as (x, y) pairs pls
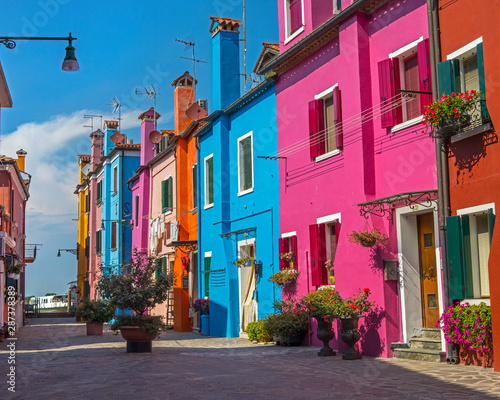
(75, 154), (91, 297)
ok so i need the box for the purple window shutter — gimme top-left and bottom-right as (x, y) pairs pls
(289, 0), (302, 34)
(291, 235), (298, 269)
(308, 99), (325, 159)
(378, 59), (395, 128)
(309, 224), (320, 286)
(333, 87), (343, 149)
(317, 224), (328, 286)
(392, 58), (403, 125)
(418, 38), (433, 114)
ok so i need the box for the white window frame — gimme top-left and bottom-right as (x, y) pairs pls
(237, 132), (254, 197)
(284, 0), (305, 45)
(281, 231), (297, 239)
(446, 37), (483, 94)
(314, 83), (341, 162)
(333, 0), (341, 15)
(317, 212), (341, 225)
(112, 165), (118, 195)
(204, 154), (214, 209)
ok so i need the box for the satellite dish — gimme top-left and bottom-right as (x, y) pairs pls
(149, 130), (162, 144)
(185, 102), (208, 121)
(81, 164), (91, 176)
(110, 131), (125, 144)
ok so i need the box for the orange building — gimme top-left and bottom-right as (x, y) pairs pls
(437, 0), (500, 369)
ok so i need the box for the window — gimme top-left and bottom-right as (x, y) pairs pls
(204, 253), (212, 297)
(111, 222), (117, 250)
(96, 181), (102, 205)
(447, 208), (494, 300)
(96, 230), (102, 254)
(135, 195), (139, 227)
(192, 164), (197, 209)
(308, 86), (343, 160)
(238, 133), (253, 195)
(162, 177), (173, 212)
(309, 219), (340, 286)
(113, 166), (118, 194)
(279, 235), (298, 270)
(378, 38), (432, 129)
(155, 257), (167, 280)
(284, 0), (304, 43)
(85, 236), (90, 259)
(204, 155), (214, 208)
(85, 191), (90, 213)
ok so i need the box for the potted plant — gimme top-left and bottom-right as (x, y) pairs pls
(347, 228), (388, 247)
(422, 90), (481, 136)
(193, 298), (210, 336)
(325, 259), (334, 284)
(336, 288), (375, 360)
(6, 262), (23, 279)
(232, 256), (255, 268)
(268, 268), (299, 287)
(265, 299), (308, 346)
(437, 302), (492, 367)
(75, 297), (115, 336)
(246, 320), (272, 343)
(97, 250), (174, 353)
(301, 287), (343, 356)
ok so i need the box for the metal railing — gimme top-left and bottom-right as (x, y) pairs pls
(25, 244), (38, 260)
(434, 99), (491, 138)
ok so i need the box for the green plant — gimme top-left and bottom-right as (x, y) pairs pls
(97, 250), (174, 337)
(300, 287), (343, 322)
(422, 90), (481, 132)
(246, 320), (272, 342)
(6, 263), (23, 275)
(265, 299), (309, 338)
(279, 252), (295, 263)
(437, 302), (492, 353)
(110, 314), (166, 336)
(325, 259), (334, 273)
(347, 228), (388, 247)
(76, 298), (115, 324)
(232, 256), (255, 268)
(335, 288), (375, 318)
(193, 298), (209, 314)
(268, 268), (299, 286)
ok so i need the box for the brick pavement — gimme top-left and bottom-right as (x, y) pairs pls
(1, 318), (499, 400)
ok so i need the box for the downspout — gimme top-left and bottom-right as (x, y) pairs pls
(427, 0), (453, 358)
(196, 136), (202, 303)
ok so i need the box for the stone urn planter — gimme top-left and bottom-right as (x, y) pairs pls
(340, 316), (362, 360)
(316, 319), (336, 357)
(120, 326), (157, 353)
(86, 321), (104, 336)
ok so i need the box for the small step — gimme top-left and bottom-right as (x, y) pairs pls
(420, 328), (441, 340)
(393, 347), (446, 363)
(239, 332), (249, 340)
(410, 337), (442, 351)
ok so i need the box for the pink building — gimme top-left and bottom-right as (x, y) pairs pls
(262, 0), (442, 359)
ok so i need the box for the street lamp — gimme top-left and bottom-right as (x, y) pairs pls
(57, 248), (77, 257)
(0, 32), (79, 71)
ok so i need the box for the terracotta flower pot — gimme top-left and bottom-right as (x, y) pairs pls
(120, 326), (157, 353)
(86, 322), (103, 336)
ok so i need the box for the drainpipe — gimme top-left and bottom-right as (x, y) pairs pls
(427, 0), (454, 360)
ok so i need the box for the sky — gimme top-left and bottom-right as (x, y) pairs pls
(0, 0), (279, 297)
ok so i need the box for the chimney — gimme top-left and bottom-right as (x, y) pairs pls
(171, 71), (196, 136)
(89, 129), (103, 170)
(103, 120), (119, 155)
(210, 16), (241, 110)
(16, 149), (27, 172)
(138, 107), (161, 165)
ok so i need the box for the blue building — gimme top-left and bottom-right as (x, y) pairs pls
(196, 17), (280, 338)
(99, 120), (140, 271)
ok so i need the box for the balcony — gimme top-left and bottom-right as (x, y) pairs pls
(25, 244), (40, 263)
(434, 99), (492, 143)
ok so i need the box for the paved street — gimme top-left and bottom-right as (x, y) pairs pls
(0, 318), (499, 400)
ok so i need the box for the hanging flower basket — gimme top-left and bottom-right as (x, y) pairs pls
(347, 228), (388, 248)
(268, 269), (299, 286)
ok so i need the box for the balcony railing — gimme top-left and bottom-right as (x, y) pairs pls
(25, 244), (38, 263)
(433, 99), (491, 140)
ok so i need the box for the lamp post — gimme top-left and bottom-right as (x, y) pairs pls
(0, 32), (79, 71)
(57, 249), (77, 257)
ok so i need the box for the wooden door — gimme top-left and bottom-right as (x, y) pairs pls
(418, 213), (439, 328)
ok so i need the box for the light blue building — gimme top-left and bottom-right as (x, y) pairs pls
(196, 17), (280, 338)
(99, 120), (140, 272)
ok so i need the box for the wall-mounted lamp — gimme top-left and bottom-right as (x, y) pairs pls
(57, 248), (77, 257)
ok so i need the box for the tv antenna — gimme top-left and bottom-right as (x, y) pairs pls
(106, 97), (122, 132)
(135, 86), (158, 129)
(175, 39), (207, 99)
(83, 114), (103, 132)
(243, 0), (247, 93)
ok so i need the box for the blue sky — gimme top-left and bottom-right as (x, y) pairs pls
(0, 0), (278, 296)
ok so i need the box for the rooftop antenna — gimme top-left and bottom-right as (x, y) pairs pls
(105, 97), (122, 132)
(243, 0), (247, 94)
(83, 114), (103, 132)
(135, 86), (158, 129)
(175, 39), (207, 100)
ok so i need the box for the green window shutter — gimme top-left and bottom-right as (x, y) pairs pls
(168, 177), (173, 209)
(155, 258), (162, 280)
(162, 179), (168, 211)
(477, 43), (486, 98)
(437, 59), (460, 96)
(488, 208), (495, 244)
(461, 216), (474, 299)
(243, 137), (252, 190)
(446, 216), (465, 300)
(135, 195), (139, 227)
(204, 257), (211, 297)
(162, 257), (167, 274)
(207, 158), (214, 205)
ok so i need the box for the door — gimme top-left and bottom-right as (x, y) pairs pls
(417, 213), (439, 328)
(189, 252), (199, 329)
(238, 242), (256, 332)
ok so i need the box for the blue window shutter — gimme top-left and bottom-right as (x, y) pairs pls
(446, 215), (465, 300)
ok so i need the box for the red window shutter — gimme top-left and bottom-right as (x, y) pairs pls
(333, 87), (343, 149)
(392, 58), (403, 125)
(378, 58), (396, 128)
(308, 99), (325, 159)
(289, 0), (302, 34)
(291, 235), (298, 269)
(334, 220), (340, 246)
(279, 238), (289, 270)
(309, 224), (327, 286)
(417, 38), (433, 114)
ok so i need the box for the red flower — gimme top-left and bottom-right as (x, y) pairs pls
(350, 304), (356, 309)
(296, 312), (300, 316)
(363, 288), (370, 294)
(312, 308), (315, 311)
